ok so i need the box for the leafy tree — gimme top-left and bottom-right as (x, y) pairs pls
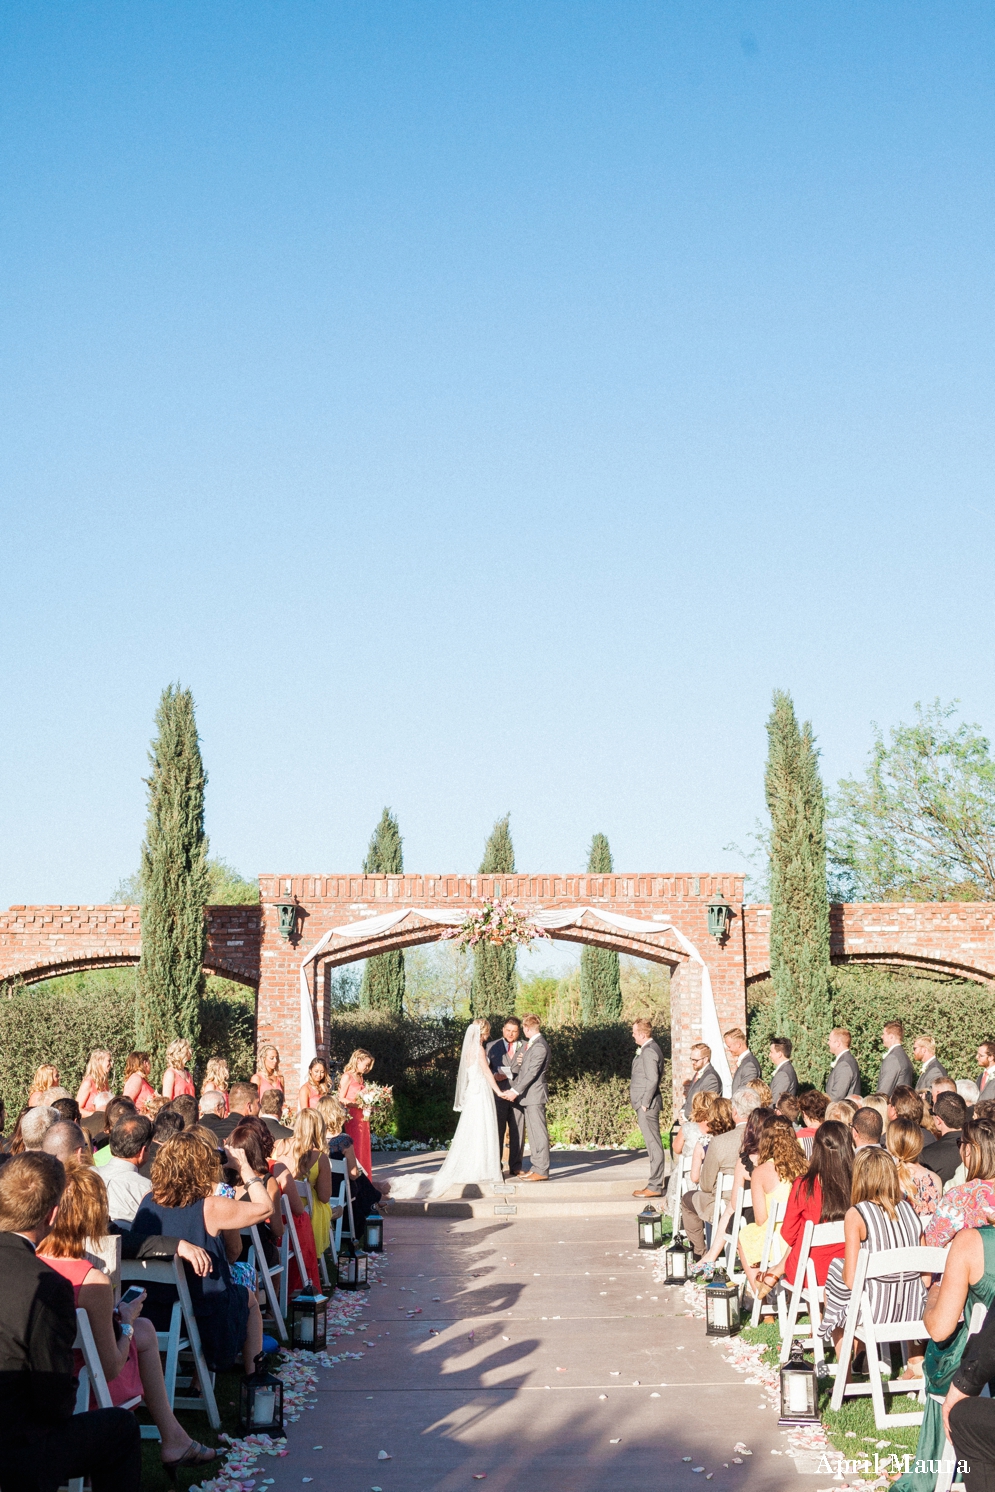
(359, 808), (406, 1015)
(135, 685), (210, 1067)
(471, 814), (517, 1016)
(765, 689), (832, 1085)
(830, 700), (995, 901)
(580, 833), (622, 1022)
(112, 856), (258, 905)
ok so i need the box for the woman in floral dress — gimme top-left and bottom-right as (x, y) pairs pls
(925, 1118), (995, 1247)
(887, 1117), (941, 1220)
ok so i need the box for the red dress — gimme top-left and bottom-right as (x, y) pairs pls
(269, 1163), (320, 1290)
(162, 1067), (195, 1100)
(42, 1256), (144, 1406)
(123, 1073), (156, 1112)
(341, 1074), (372, 1176)
(779, 1177), (846, 1286)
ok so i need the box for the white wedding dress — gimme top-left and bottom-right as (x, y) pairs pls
(388, 1022), (503, 1199)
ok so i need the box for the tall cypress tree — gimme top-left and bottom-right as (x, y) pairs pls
(580, 833), (622, 1023)
(765, 689), (832, 1085)
(471, 814), (517, 1017)
(135, 685), (209, 1068)
(359, 808), (406, 1015)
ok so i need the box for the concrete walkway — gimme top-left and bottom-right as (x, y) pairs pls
(279, 1197), (816, 1492)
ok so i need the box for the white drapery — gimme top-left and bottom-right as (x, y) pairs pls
(297, 907), (732, 1093)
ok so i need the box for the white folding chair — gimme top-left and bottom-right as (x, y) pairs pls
(779, 1219), (846, 1367)
(934, 1302), (989, 1492)
(669, 1151), (690, 1240)
(724, 1187), (747, 1283)
(749, 1194), (789, 1328)
(242, 1224), (287, 1341)
(119, 1256), (221, 1430)
(296, 1180), (333, 1289)
(280, 1194), (312, 1311)
(830, 1245), (949, 1428)
(68, 1309), (115, 1492)
(710, 1172), (734, 1235)
(330, 1155), (357, 1252)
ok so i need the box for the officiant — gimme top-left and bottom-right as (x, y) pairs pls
(487, 1018), (525, 1177)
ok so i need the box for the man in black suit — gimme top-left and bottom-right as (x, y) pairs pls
(259, 1088), (292, 1141)
(487, 1018), (525, 1177)
(876, 1021), (917, 1097)
(769, 1037), (799, 1103)
(682, 1043), (722, 1118)
(197, 1089), (237, 1142)
(826, 1028), (862, 1101)
(503, 1015), (550, 1181)
(725, 1028), (762, 1095)
(630, 1020), (667, 1197)
(913, 1034), (948, 1094)
(0, 1152), (142, 1492)
(922, 1092), (968, 1185)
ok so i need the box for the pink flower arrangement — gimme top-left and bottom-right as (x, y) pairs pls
(441, 898), (550, 951)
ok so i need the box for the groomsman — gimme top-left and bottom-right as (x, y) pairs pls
(682, 1043), (722, 1118)
(724, 1028), (761, 1095)
(876, 1021), (916, 1097)
(826, 1028), (862, 1101)
(630, 1019), (666, 1198)
(769, 1037), (799, 1103)
(487, 1018), (525, 1176)
(913, 1033), (948, 1094)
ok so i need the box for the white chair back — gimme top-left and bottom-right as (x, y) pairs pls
(779, 1218), (845, 1365)
(330, 1155), (358, 1245)
(119, 1255), (221, 1430)
(281, 1193), (312, 1306)
(669, 1151), (690, 1239)
(710, 1172), (734, 1233)
(724, 1186), (747, 1281)
(748, 1193), (789, 1327)
(68, 1310), (114, 1492)
(242, 1224), (288, 1341)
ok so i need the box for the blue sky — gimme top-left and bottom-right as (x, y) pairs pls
(1, 1), (993, 908)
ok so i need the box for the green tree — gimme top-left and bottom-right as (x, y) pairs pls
(112, 856), (258, 906)
(765, 689), (832, 1085)
(135, 685), (210, 1068)
(830, 700), (995, 901)
(472, 814), (517, 1017)
(359, 808), (406, 1015)
(580, 832), (622, 1022)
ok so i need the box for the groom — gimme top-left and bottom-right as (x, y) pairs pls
(487, 1017), (525, 1176)
(502, 1013), (550, 1182)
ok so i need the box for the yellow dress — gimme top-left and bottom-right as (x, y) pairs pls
(736, 1178), (791, 1268)
(308, 1159), (332, 1257)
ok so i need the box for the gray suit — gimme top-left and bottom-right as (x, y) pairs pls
(826, 1050), (862, 1101)
(731, 1051), (762, 1094)
(680, 1122), (744, 1257)
(513, 1034), (550, 1176)
(630, 1039), (666, 1189)
(770, 1060), (798, 1103)
(916, 1056), (948, 1094)
(876, 1044), (916, 1097)
(682, 1062), (722, 1117)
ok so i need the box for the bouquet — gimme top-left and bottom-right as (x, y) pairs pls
(441, 897), (551, 951)
(360, 1082), (394, 1129)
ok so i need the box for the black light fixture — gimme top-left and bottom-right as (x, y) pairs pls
(364, 1213), (384, 1253)
(239, 1352), (284, 1435)
(663, 1235), (690, 1284)
(706, 890), (733, 944)
(637, 1204), (665, 1250)
(704, 1269), (741, 1336)
(288, 1288), (328, 1351)
(779, 1341), (819, 1425)
(337, 1236), (370, 1290)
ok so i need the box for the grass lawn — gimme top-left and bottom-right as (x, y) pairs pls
(135, 1365), (246, 1491)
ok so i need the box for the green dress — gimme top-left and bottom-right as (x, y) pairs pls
(892, 1226), (995, 1492)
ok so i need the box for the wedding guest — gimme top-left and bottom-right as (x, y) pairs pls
(301, 1057), (332, 1112)
(227, 1117), (284, 1266)
(888, 1086), (936, 1150)
(267, 1129), (321, 1292)
(932, 1076), (958, 1105)
(201, 1057), (230, 1113)
(958, 1079), (981, 1114)
(338, 1050), (374, 1175)
(317, 1094), (387, 1215)
(887, 1118), (941, 1219)
(37, 1159), (218, 1479)
(21, 1105), (61, 1151)
(681, 1089), (758, 1258)
(725, 1027), (762, 1094)
(228, 1083), (260, 1123)
(826, 1028), (862, 1100)
(923, 1093), (969, 1185)
(259, 1088), (292, 1140)
(826, 1100), (858, 1125)
(877, 1021), (916, 1097)
(50, 1096), (82, 1126)
(169, 1093), (198, 1130)
(92, 1097), (137, 1164)
(130, 1131), (270, 1371)
(689, 1093), (735, 1187)
(858, 1094), (891, 1132)
(41, 1122), (92, 1166)
(746, 1078), (774, 1108)
(276, 1110), (335, 1260)
(121, 1052), (155, 1113)
(101, 1115), (154, 1225)
(682, 1042), (722, 1117)
(925, 1119), (995, 1247)
(161, 1039), (195, 1101)
(977, 1041), (995, 1101)
(769, 1038), (799, 1102)
(699, 1104), (775, 1265)
(27, 1063), (61, 1107)
(851, 1106), (884, 1151)
(198, 1089), (235, 1142)
(942, 1302), (995, 1491)
(4, 1106), (31, 1154)
(975, 1100), (995, 1124)
(251, 1046), (286, 1102)
(140, 1106), (185, 1179)
(735, 1117), (808, 1294)
(912, 1033), (947, 1093)
(776, 1094), (801, 1125)
(0, 1152), (142, 1492)
(76, 1048), (115, 1116)
(768, 1119), (853, 1292)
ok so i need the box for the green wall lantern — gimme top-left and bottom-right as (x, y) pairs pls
(706, 890), (733, 944)
(276, 895), (298, 940)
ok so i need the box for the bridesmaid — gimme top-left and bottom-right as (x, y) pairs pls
(298, 1058), (330, 1112)
(161, 1039), (196, 1101)
(251, 1046), (286, 1103)
(76, 1050), (115, 1116)
(338, 1048), (374, 1177)
(27, 1064), (61, 1107)
(121, 1052), (156, 1113)
(201, 1057), (230, 1114)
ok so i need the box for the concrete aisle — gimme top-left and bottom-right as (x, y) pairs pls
(282, 1211), (815, 1492)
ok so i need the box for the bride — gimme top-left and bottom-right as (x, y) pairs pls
(388, 1020), (506, 1199)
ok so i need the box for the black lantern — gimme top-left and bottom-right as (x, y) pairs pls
(364, 1213), (384, 1253)
(275, 894), (298, 940)
(706, 890), (733, 944)
(704, 1269), (741, 1336)
(288, 1289), (327, 1351)
(637, 1204), (665, 1250)
(337, 1236), (369, 1290)
(239, 1352), (284, 1435)
(663, 1235), (690, 1284)
(779, 1341), (819, 1425)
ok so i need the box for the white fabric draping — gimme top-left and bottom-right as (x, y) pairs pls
(297, 906), (731, 1094)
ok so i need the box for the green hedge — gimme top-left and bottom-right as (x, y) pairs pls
(548, 1072), (666, 1148)
(748, 964), (995, 1092)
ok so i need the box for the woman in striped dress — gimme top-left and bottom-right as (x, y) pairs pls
(820, 1147), (924, 1357)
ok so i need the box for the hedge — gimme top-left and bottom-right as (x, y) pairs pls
(748, 964), (995, 1092)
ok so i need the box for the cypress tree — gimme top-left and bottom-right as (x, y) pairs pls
(135, 685), (209, 1069)
(764, 689), (832, 1085)
(471, 814), (517, 1017)
(580, 833), (622, 1023)
(359, 808), (406, 1015)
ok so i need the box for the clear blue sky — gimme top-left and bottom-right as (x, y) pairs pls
(2, 2), (992, 908)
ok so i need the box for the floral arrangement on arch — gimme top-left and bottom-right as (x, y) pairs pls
(441, 897), (551, 951)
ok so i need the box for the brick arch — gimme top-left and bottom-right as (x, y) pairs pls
(8, 951), (260, 990)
